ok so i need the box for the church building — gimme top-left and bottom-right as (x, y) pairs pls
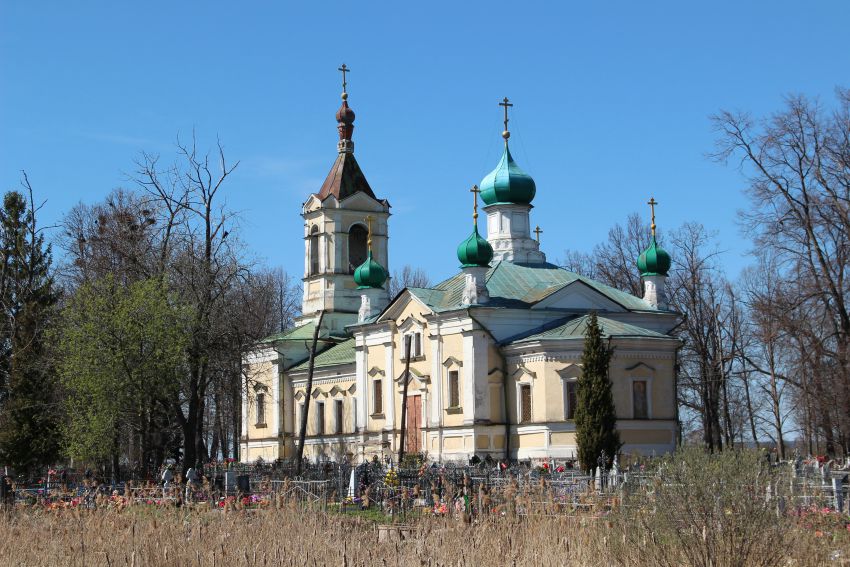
(240, 72), (681, 464)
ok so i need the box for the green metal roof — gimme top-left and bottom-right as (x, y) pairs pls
(407, 261), (656, 312)
(456, 224), (494, 268)
(291, 338), (356, 371)
(260, 322), (317, 344)
(637, 236), (672, 277)
(260, 322), (348, 345)
(511, 314), (669, 343)
(479, 144), (536, 206)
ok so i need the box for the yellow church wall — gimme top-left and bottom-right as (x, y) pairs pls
(518, 432), (545, 448)
(620, 429), (673, 445)
(440, 331), (466, 427)
(292, 379), (356, 437)
(244, 359), (277, 441)
(364, 343), (387, 431)
(551, 432), (576, 446)
(609, 354), (676, 420)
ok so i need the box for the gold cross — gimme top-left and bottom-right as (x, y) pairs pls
(534, 225), (543, 243)
(647, 197), (658, 237)
(364, 215), (373, 248)
(499, 97), (513, 140)
(338, 63), (350, 94)
(470, 185), (481, 224)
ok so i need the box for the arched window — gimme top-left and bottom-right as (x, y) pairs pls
(309, 225), (320, 276)
(256, 392), (266, 425)
(348, 224), (368, 274)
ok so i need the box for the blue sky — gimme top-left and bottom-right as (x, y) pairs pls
(1, 1), (847, 284)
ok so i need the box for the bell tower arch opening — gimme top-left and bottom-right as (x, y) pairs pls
(309, 225), (321, 276)
(348, 224), (368, 273)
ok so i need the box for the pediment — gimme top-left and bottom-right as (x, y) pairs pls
(511, 364), (537, 380)
(368, 366), (385, 377)
(395, 369), (429, 391)
(625, 361), (656, 374)
(398, 316), (424, 334)
(377, 290), (433, 323)
(329, 385), (347, 396)
(443, 356), (463, 368)
(338, 191), (388, 212)
(395, 367), (427, 383)
(532, 280), (626, 312)
(294, 391), (305, 401)
(556, 363), (582, 380)
(303, 193), (336, 213)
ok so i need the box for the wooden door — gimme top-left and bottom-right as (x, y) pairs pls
(406, 395), (422, 453)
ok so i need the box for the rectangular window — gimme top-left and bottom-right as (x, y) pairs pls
(566, 381), (577, 420)
(373, 379), (383, 415)
(335, 399), (344, 434)
(256, 392), (266, 425)
(402, 332), (423, 359)
(316, 402), (325, 435)
(520, 384), (532, 423)
(633, 380), (648, 419)
(448, 370), (460, 408)
(298, 402), (305, 432)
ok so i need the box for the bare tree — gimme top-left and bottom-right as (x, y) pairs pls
(713, 89), (850, 455)
(295, 311), (324, 475)
(562, 213), (653, 295)
(388, 265), (431, 298)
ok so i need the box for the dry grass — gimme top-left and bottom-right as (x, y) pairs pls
(0, 504), (843, 567)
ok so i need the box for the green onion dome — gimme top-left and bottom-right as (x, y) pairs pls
(353, 251), (387, 289)
(479, 144), (536, 206)
(457, 225), (494, 268)
(637, 237), (671, 277)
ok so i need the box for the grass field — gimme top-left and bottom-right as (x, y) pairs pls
(0, 503), (845, 567)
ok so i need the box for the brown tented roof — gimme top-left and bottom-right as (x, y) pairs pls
(317, 152), (377, 201)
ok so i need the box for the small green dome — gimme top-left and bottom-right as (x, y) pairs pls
(457, 225), (494, 268)
(353, 251), (387, 289)
(637, 237), (671, 277)
(479, 144), (536, 206)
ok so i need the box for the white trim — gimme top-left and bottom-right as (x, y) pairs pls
(384, 342), (395, 428)
(561, 377), (578, 421)
(516, 379), (533, 424)
(429, 333), (443, 429)
(272, 362), (280, 435)
(243, 347), (278, 365)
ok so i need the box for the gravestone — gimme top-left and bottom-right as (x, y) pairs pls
(833, 475), (846, 513)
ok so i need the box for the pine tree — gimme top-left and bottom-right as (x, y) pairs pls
(574, 311), (621, 472)
(0, 184), (61, 475)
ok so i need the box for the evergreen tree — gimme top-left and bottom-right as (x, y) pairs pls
(0, 185), (61, 475)
(574, 311), (621, 472)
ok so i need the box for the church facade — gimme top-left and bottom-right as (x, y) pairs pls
(240, 81), (681, 464)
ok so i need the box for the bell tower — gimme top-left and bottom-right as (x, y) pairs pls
(299, 65), (391, 332)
